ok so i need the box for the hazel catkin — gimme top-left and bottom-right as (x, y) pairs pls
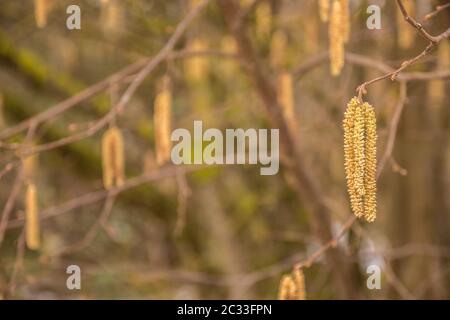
(278, 268), (306, 300)
(25, 182), (40, 250)
(343, 97), (377, 222)
(154, 76), (172, 166)
(329, 0), (345, 76)
(101, 126), (125, 189)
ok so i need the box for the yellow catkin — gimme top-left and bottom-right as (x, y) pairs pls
(34, 0), (50, 28)
(101, 126), (125, 189)
(184, 39), (209, 83)
(154, 76), (172, 166)
(343, 98), (362, 217)
(25, 182), (40, 250)
(397, 0), (415, 49)
(329, 0), (345, 76)
(292, 268), (306, 300)
(343, 97), (377, 222)
(319, 0), (330, 22)
(363, 103), (377, 222)
(255, 1), (271, 41)
(277, 72), (298, 135)
(340, 0), (350, 43)
(353, 103), (365, 198)
(278, 275), (296, 300)
(270, 30), (288, 69)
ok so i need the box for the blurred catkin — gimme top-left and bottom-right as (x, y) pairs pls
(184, 39), (209, 83)
(154, 76), (172, 166)
(101, 126), (125, 189)
(276, 71), (298, 135)
(278, 275), (296, 300)
(343, 97), (377, 222)
(319, 0), (330, 22)
(34, 0), (50, 28)
(292, 268), (306, 300)
(25, 182), (40, 250)
(329, 0), (345, 76)
(278, 269), (306, 300)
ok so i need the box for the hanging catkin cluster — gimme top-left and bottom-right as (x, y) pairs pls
(101, 126), (125, 189)
(278, 268), (306, 300)
(154, 75), (172, 166)
(343, 97), (377, 222)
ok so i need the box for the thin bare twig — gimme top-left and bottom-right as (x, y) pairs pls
(423, 3), (450, 21)
(356, 0), (450, 100)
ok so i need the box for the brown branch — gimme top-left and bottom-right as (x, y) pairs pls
(0, 123), (36, 249)
(6, 165), (203, 230)
(0, 0), (210, 141)
(356, 0), (450, 99)
(51, 192), (117, 257)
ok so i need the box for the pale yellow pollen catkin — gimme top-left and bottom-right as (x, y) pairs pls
(319, 0), (330, 22)
(25, 182), (40, 250)
(363, 102), (377, 222)
(101, 126), (125, 189)
(277, 71), (298, 135)
(292, 268), (306, 300)
(184, 39), (209, 83)
(329, 0), (345, 76)
(35, 0), (50, 28)
(270, 30), (288, 69)
(343, 97), (377, 222)
(278, 275), (296, 300)
(154, 76), (172, 166)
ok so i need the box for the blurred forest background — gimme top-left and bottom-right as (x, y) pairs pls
(0, 0), (449, 299)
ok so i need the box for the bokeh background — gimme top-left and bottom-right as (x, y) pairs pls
(0, 0), (449, 299)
